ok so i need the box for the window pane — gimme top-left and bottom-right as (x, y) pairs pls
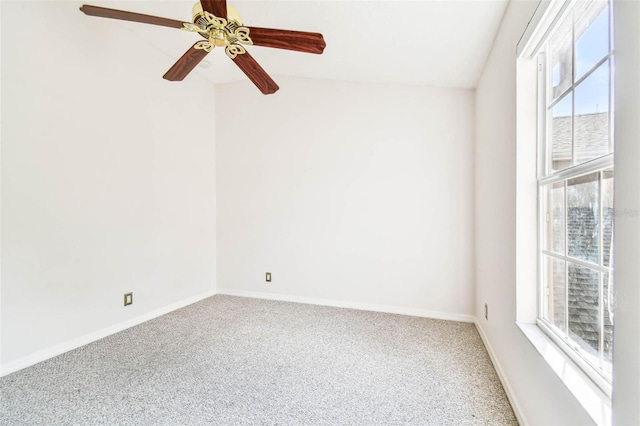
(603, 272), (613, 372)
(544, 182), (565, 254)
(549, 94), (573, 172)
(549, 16), (573, 101)
(568, 263), (600, 359)
(575, 61), (610, 164)
(602, 169), (614, 267)
(567, 172), (599, 264)
(575, 1), (609, 80)
(543, 256), (567, 332)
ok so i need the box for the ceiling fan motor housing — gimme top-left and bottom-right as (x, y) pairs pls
(191, 2), (247, 47)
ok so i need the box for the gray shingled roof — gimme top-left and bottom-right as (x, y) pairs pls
(551, 112), (610, 162)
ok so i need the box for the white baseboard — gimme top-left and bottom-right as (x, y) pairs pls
(0, 289), (216, 377)
(474, 320), (527, 426)
(217, 288), (476, 323)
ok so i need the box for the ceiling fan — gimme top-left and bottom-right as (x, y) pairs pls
(79, 1), (326, 94)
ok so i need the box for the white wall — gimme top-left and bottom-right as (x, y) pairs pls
(611, 1), (640, 424)
(1, 2), (216, 370)
(216, 77), (475, 318)
(475, 1), (640, 425)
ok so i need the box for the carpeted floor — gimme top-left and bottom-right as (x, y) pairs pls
(0, 295), (517, 425)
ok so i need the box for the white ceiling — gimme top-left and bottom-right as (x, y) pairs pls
(74, 0), (508, 89)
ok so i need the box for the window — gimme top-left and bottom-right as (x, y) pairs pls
(536, 0), (614, 393)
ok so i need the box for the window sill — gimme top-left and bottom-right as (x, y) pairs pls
(517, 322), (611, 426)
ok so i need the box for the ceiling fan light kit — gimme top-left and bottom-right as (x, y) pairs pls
(79, 0), (326, 95)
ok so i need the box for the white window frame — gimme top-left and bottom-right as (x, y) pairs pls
(532, 0), (615, 397)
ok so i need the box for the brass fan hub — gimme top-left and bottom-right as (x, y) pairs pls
(209, 30), (227, 47)
(182, 2), (252, 58)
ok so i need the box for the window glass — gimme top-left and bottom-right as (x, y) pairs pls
(568, 264), (600, 359)
(602, 271), (613, 372)
(549, 17), (573, 101)
(602, 170), (614, 267)
(567, 173), (599, 264)
(544, 182), (565, 254)
(575, 1), (609, 80)
(543, 255), (567, 332)
(574, 61), (610, 164)
(549, 94), (573, 172)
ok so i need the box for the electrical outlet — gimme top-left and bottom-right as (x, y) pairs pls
(484, 303), (488, 320)
(265, 272), (271, 282)
(124, 292), (133, 306)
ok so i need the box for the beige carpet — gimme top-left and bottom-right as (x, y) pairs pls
(0, 295), (517, 425)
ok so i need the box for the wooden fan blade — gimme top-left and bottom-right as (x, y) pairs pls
(247, 27), (326, 54)
(201, 0), (227, 19)
(232, 51), (279, 95)
(79, 5), (185, 29)
(163, 44), (210, 81)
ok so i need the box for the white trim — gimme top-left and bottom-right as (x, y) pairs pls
(0, 289), (216, 377)
(541, 249), (613, 274)
(517, 322), (611, 426)
(518, 0), (571, 59)
(538, 152), (614, 186)
(536, 318), (612, 396)
(216, 288), (475, 323)
(518, 0), (551, 57)
(475, 321), (528, 426)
